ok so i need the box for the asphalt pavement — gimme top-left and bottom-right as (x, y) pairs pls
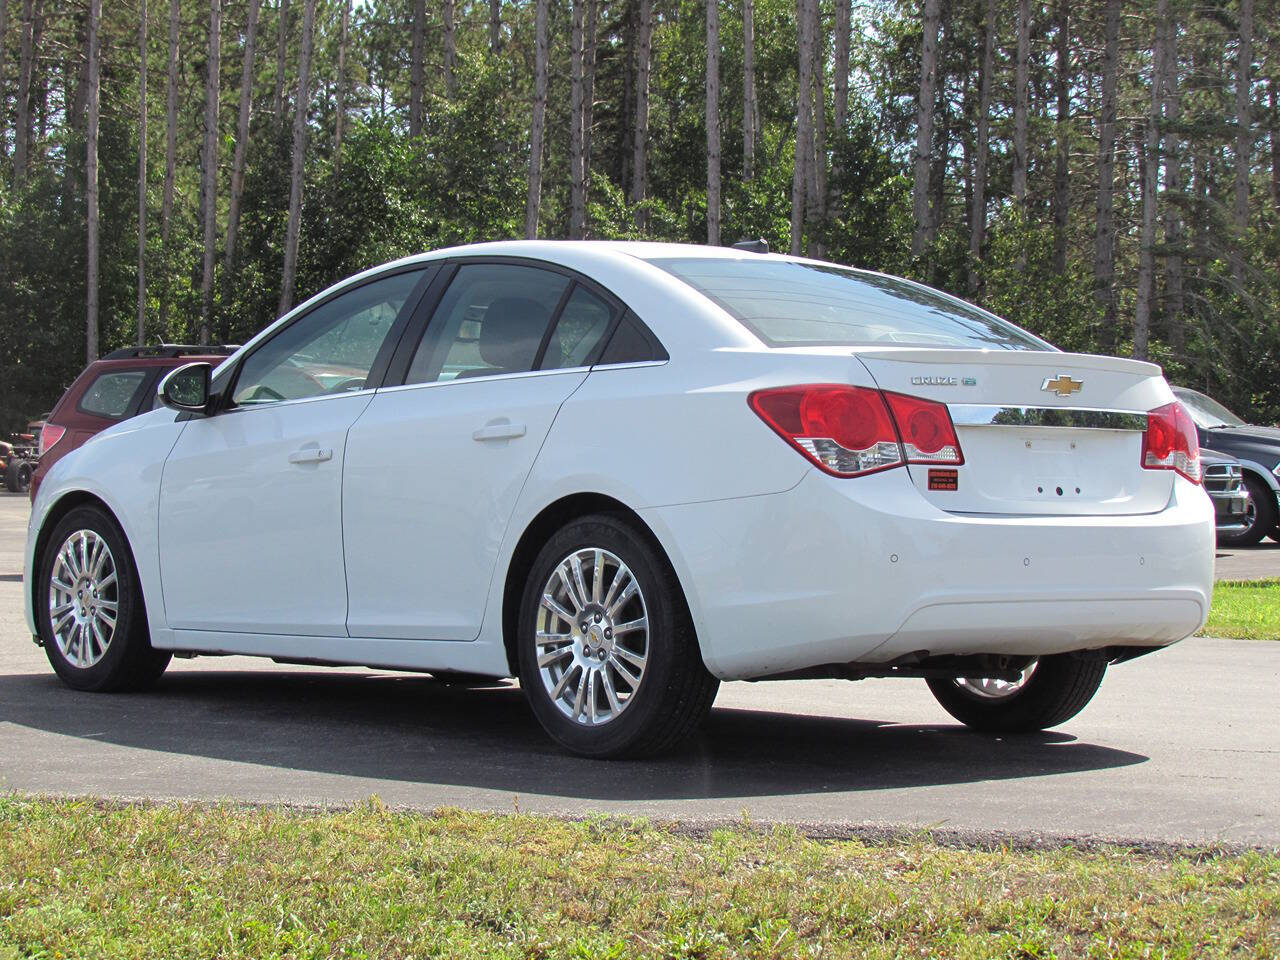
(2, 493), (1278, 848)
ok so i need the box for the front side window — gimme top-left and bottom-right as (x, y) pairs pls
(79, 369), (149, 418)
(649, 257), (1053, 351)
(407, 263), (570, 383)
(232, 270), (422, 406)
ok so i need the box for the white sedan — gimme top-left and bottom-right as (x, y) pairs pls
(25, 241), (1215, 757)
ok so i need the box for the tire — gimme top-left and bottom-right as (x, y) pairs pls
(926, 654), (1106, 733)
(35, 505), (171, 692)
(5, 461), (31, 493)
(1218, 473), (1278, 548)
(517, 513), (718, 758)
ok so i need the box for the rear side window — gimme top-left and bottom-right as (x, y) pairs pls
(539, 285), (616, 370)
(407, 264), (569, 383)
(78, 369), (149, 418)
(597, 313), (668, 365)
(649, 257), (1052, 351)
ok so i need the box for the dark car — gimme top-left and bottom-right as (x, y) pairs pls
(1173, 386), (1280, 545)
(32, 344), (236, 503)
(1200, 449), (1251, 543)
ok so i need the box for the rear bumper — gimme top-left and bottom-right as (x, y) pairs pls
(643, 469), (1215, 680)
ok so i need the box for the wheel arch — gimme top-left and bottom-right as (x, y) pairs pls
(499, 492), (695, 676)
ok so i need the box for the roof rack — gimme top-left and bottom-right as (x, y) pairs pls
(102, 343), (240, 360)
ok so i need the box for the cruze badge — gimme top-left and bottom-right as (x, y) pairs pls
(910, 375), (975, 386)
(1041, 374), (1084, 397)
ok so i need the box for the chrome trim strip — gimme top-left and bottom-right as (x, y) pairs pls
(948, 405), (1149, 431)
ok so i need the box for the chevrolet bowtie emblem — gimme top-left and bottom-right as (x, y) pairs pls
(1041, 374), (1083, 397)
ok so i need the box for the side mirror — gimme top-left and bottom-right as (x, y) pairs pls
(158, 362), (214, 415)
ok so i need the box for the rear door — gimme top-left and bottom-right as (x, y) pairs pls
(343, 261), (620, 641)
(855, 349), (1173, 516)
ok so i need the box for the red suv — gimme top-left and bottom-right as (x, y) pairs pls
(32, 345), (237, 502)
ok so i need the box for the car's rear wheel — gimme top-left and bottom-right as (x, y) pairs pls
(517, 514), (718, 758)
(36, 505), (170, 691)
(926, 655), (1106, 733)
(1219, 473), (1278, 547)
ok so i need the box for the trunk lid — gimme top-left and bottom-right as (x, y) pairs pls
(855, 348), (1174, 516)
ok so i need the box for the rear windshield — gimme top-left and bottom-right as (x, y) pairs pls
(1172, 387), (1245, 429)
(649, 257), (1053, 351)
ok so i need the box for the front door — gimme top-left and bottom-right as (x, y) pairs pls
(158, 268), (425, 637)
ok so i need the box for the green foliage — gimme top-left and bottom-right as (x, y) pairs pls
(0, 0), (1278, 431)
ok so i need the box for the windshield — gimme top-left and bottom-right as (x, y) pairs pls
(648, 257), (1054, 351)
(1172, 387), (1245, 428)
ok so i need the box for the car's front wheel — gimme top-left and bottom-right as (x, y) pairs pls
(517, 514), (718, 758)
(926, 655), (1106, 733)
(36, 505), (171, 691)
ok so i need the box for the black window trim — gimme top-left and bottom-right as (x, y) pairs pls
(209, 262), (439, 415)
(382, 255), (665, 388)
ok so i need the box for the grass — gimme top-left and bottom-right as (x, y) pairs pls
(0, 798), (1277, 959)
(1202, 578), (1280, 641)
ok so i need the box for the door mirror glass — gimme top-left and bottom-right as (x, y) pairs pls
(158, 362), (213, 414)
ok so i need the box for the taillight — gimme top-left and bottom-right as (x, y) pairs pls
(38, 424), (66, 457)
(883, 392), (964, 465)
(749, 384), (904, 477)
(1141, 401), (1201, 484)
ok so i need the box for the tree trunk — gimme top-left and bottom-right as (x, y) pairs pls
(279, 0), (315, 316)
(1271, 80), (1280, 219)
(1094, 0), (1120, 349)
(570, 0), (586, 238)
(489, 0), (501, 52)
(1012, 0), (1030, 208)
(14, 0), (36, 180)
(274, 0), (289, 119)
(334, 0), (350, 159)
(743, 0), (756, 180)
(444, 0), (457, 97)
(790, 0), (814, 255)
(225, 0), (260, 307)
(1231, 0), (1253, 286)
(409, 0), (424, 136)
(630, 0), (652, 229)
(583, 0), (598, 189)
(833, 0), (849, 136)
(706, 0), (721, 245)
(525, 0), (549, 239)
(808, 0), (825, 258)
(86, 0), (101, 362)
(1051, 0), (1070, 272)
(137, 0), (149, 347)
(0, 0), (11, 155)
(199, 0), (222, 344)
(160, 0), (180, 337)
(1134, 0), (1167, 362)
(911, 0), (941, 257)
(968, 0), (994, 293)
(1162, 6), (1184, 352)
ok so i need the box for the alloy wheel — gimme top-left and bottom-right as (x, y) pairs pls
(534, 547), (649, 726)
(48, 529), (119, 669)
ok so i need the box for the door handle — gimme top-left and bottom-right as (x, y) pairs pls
(472, 421), (527, 442)
(288, 446), (334, 464)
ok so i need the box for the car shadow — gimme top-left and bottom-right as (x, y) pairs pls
(0, 670), (1147, 801)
